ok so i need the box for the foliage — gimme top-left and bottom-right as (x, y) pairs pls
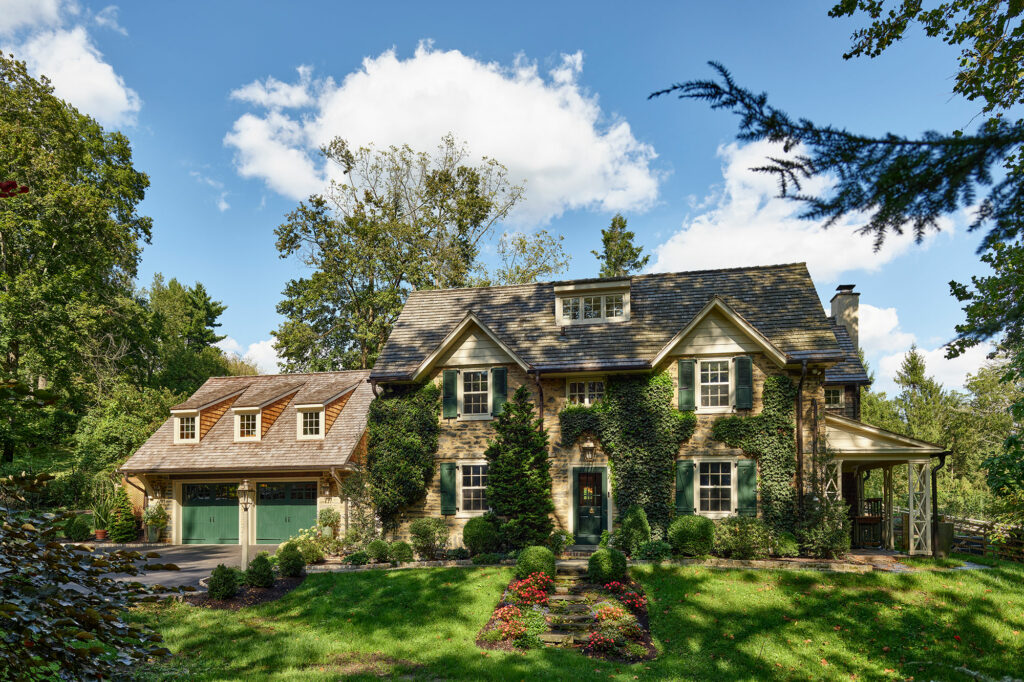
(712, 516), (774, 560)
(667, 515), (715, 556)
(617, 505), (652, 557)
(208, 564), (240, 600)
(408, 517), (450, 560)
(272, 134), (524, 371)
(506, 571), (554, 606)
(598, 529), (612, 548)
(283, 526), (330, 564)
(246, 553), (275, 588)
(637, 540), (673, 561)
(588, 547), (627, 584)
(471, 552), (503, 565)
(338, 469), (378, 548)
(774, 531), (801, 558)
(366, 382), (440, 532)
(547, 529), (573, 556)
(0, 473), (180, 680)
(317, 507), (341, 533)
(591, 213), (649, 278)
(711, 375), (798, 531)
(446, 547), (470, 560)
(481, 229), (571, 285)
(514, 545), (556, 580)
(484, 386), (554, 549)
(797, 497), (852, 559)
(559, 373), (696, 535)
(275, 542), (305, 577)
(388, 541), (414, 563)
(462, 514), (502, 555)
(364, 539), (389, 563)
(90, 478), (116, 530)
(143, 502), (169, 529)
(346, 551), (369, 566)
(491, 600), (548, 647)
(63, 514), (92, 542)
(107, 484), (138, 543)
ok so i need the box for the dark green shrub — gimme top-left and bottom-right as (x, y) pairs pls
(471, 552), (502, 565)
(107, 486), (137, 543)
(617, 506), (651, 557)
(388, 541), (413, 563)
(668, 515), (715, 556)
(276, 542), (305, 577)
(318, 507), (341, 533)
(797, 498), (851, 559)
(446, 547), (470, 560)
(64, 515), (92, 542)
(207, 564), (239, 600)
(346, 551), (369, 565)
(588, 547), (627, 584)
(462, 514), (501, 555)
(637, 540), (672, 561)
(514, 545), (556, 579)
(409, 518), (449, 559)
(366, 539), (390, 563)
(245, 552), (274, 588)
(547, 529), (572, 555)
(774, 531), (801, 558)
(713, 517), (773, 560)
(598, 530), (611, 548)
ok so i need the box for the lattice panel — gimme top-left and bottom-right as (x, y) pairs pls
(882, 466), (894, 550)
(908, 461), (932, 555)
(824, 460), (842, 500)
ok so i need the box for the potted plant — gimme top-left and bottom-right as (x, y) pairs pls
(90, 483), (114, 541)
(142, 502), (168, 543)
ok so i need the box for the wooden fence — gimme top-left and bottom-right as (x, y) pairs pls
(893, 508), (1024, 562)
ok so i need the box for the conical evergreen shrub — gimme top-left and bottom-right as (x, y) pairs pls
(107, 486), (137, 543)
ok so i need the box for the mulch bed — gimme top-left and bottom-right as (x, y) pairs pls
(182, 576), (305, 611)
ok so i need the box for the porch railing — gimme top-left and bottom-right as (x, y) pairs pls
(892, 507), (1024, 563)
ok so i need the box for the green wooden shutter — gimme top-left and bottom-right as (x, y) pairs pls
(440, 462), (457, 515)
(442, 370), (458, 419)
(735, 356), (753, 409)
(675, 460), (695, 514)
(737, 460), (757, 516)
(491, 367), (507, 416)
(677, 359), (696, 411)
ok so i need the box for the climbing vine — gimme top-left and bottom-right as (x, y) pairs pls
(365, 382), (441, 532)
(559, 373), (696, 535)
(710, 374), (798, 532)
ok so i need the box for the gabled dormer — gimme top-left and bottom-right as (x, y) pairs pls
(553, 279), (630, 326)
(229, 381), (303, 443)
(170, 387), (249, 445)
(295, 384), (357, 440)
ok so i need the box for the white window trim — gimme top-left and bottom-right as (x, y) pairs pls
(695, 357), (737, 415)
(172, 411), (199, 444)
(296, 407), (325, 440)
(692, 456), (738, 519)
(557, 290), (631, 326)
(233, 408), (261, 442)
(455, 459), (490, 518)
(825, 387), (844, 409)
(457, 367), (492, 421)
(565, 376), (606, 406)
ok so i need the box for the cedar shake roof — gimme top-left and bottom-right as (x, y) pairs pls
(122, 370), (372, 474)
(825, 318), (871, 385)
(371, 263), (844, 380)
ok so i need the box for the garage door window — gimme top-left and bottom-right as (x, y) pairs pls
(258, 482), (287, 501)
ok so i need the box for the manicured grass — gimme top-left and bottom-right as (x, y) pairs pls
(895, 555), (965, 569)
(137, 562), (1024, 680)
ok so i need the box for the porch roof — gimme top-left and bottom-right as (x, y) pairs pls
(824, 413), (945, 464)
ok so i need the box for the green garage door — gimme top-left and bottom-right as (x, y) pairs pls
(256, 482), (317, 543)
(182, 483), (239, 544)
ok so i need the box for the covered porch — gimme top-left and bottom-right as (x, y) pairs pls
(823, 414), (946, 556)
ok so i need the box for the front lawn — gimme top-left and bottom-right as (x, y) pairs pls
(137, 561), (1024, 680)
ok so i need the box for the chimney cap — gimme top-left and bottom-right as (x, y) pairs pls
(835, 284), (856, 293)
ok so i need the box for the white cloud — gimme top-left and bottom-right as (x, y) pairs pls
(189, 170), (230, 212)
(650, 141), (951, 282)
(859, 303), (917, 356)
(217, 337), (280, 374)
(94, 5), (127, 36)
(225, 44), (660, 224)
(2, 2), (139, 128)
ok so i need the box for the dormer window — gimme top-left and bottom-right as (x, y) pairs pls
(296, 407), (325, 440)
(553, 282), (629, 326)
(239, 414), (257, 437)
(233, 408), (261, 441)
(172, 411), (199, 444)
(302, 411), (320, 436)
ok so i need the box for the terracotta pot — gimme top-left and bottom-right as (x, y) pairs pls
(94, 529), (107, 540)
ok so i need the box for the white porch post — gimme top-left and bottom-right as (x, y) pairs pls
(882, 466), (894, 550)
(908, 461), (932, 555)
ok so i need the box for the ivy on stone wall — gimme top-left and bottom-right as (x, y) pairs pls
(559, 373), (696, 535)
(710, 374), (799, 532)
(365, 382), (441, 532)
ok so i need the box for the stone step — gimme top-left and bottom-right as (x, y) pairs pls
(549, 621), (589, 631)
(539, 632), (575, 645)
(551, 613), (592, 623)
(549, 593), (586, 603)
(546, 630), (587, 644)
(556, 565), (588, 577)
(548, 601), (589, 614)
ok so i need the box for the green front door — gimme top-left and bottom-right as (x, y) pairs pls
(256, 482), (317, 543)
(574, 469), (607, 545)
(181, 483), (239, 544)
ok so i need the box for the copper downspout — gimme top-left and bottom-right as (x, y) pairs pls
(795, 360), (808, 514)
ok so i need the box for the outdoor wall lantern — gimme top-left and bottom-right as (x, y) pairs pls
(238, 479), (255, 512)
(581, 439), (597, 462)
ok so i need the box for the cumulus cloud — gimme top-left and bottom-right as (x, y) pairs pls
(0, 2), (140, 127)
(650, 141), (951, 282)
(217, 337), (280, 374)
(224, 44), (660, 224)
(859, 304), (917, 356)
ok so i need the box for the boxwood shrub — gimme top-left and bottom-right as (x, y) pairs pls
(245, 552), (274, 588)
(388, 540), (413, 563)
(713, 516), (773, 560)
(276, 542), (305, 577)
(514, 545), (556, 579)
(616, 506), (651, 557)
(462, 514), (501, 555)
(64, 515), (92, 542)
(471, 552), (502, 565)
(668, 515), (715, 556)
(409, 518), (449, 560)
(207, 564), (239, 600)
(637, 540), (672, 561)
(774, 531), (801, 558)
(588, 547), (627, 584)
(366, 539), (390, 563)
(346, 551), (369, 566)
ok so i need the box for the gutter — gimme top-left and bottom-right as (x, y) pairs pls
(795, 359), (807, 514)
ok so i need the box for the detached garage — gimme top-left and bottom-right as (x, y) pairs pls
(120, 371), (374, 545)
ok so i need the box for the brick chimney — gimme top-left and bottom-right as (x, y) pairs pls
(830, 284), (859, 350)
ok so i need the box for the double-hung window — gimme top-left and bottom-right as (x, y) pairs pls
(462, 370), (489, 416)
(460, 463), (489, 513)
(824, 387), (843, 409)
(568, 380), (605, 406)
(699, 360), (730, 408)
(302, 411), (320, 436)
(239, 413), (257, 438)
(559, 292), (627, 324)
(698, 461), (732, 514)
(178, 416), (197, 441)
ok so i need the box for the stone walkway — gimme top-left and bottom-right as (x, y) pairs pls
(539, 561), (591, 645)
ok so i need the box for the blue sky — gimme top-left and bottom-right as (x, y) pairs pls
(0, 1), (995, 392)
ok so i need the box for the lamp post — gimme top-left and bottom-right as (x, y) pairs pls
(238, 480), (254, 569)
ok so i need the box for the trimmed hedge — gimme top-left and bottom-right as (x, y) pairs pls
(588, 547), (627, 584)
(276, 542), (305, 577)
(208, 564), (239, 600)
(515, 545), (556, 580)
(637, 540), (672, 561)
(366, 539), (390, 563)
(346, 551), (369, 566)
(245, 552), (274, 588)
(617, 506), (651, 557)
(388, 541), (413, 563)
(409, 518), (449, 560)
(462, 514), (501, 555)
(471, 552), (503, 565)
(668, 515), (715, 556)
